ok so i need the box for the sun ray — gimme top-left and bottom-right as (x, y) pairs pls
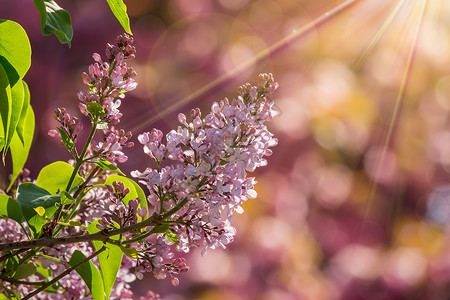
(352, 0), (407, 71)
(131, 0), (362, 133)
(364, 0), (428, 219)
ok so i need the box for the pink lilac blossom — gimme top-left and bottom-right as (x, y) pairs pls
(97, 181), (147, 230)
(78, 34), (137, 125)
(90, 126), (134, 164)
(48, 34), (137, 165)
(0, 35), (140, 299)
(131, 73), (279, 282)
(48, 108), (83, 142)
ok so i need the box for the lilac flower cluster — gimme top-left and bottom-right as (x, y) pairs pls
(131, 73), (279, 282)
(92, 127), (134, 164)
(48, 108), (83, 143)
(48, 34), (137, 164)
(78, 34), (137, 124)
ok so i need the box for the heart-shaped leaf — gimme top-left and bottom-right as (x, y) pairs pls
(36, 161), (83, 194)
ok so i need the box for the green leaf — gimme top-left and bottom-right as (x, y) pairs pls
(0, 20), (32, 82)
(36, 262), (59, 293)
(57, 220), (81, 227)
(104, 174), (148, 220)
(60, 191), (75, 205)
(35, 261), (52, 280)
(17, 182), (60, 237)
(86, 102), (106, 119)
(56, 127), (74, 152)
(8, 105), (34, 190)
(32, 0), (73, 46)
(3, 79), (24, 158)
(87, 220), (123, 299)
(34, 206), (46, 217)
(0, 194), (23, 224)
(68, 250), (104, 300)
(12, 263), (36, 280)
(94, 158), (125, 176)
(120, 246), (138, 259)
(149, 223), (170, 234)
(166, 231), (178, 244)
(105, 0), (132, 34)
(16, 81), (30, 144)
(36, 161), (83, 194)
(3, 253), (19, 277)
(0, 63), (11, 155)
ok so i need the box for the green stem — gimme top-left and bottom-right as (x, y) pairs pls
(52, 120), (98, 229)
(163, 197), (189, 219)
(0, 248), (28, 263)
(63, 166), (100, 223)
(65, 119), (98, 192)
(35, 254), (70, 266)
(19, 223), (31, 240)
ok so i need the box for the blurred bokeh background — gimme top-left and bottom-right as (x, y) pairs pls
(3, 0), (450, 299)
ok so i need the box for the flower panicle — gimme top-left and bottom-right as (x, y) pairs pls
(78, 33), (137, 125)
(129, 73), (278, 284)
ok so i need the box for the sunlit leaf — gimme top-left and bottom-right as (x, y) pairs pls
(94, 158), (125, 176)
(86, 102), (106, 119)
(87, 220), (123, 299)
(16, 81), (30, 144)
(34, 206), (46, 217)
(3, 79), (24, 157)
(105, 0), (132, 34)
(0, 63), (11, 155)
(166, 231), (179, 245)
(60, 191), (75, 205)
(36, 161), (83, 194)
(8, 105), (35, 190)
(120, 246), (138, 259)
(0, 20), (32, 82)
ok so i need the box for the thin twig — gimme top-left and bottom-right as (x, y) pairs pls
(0, 248), (28, 263)
(22, 246), (106, 300)
(0, 214), (158, 252)
(0, 276), (46, 286)
(73, 166), (100, 200)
